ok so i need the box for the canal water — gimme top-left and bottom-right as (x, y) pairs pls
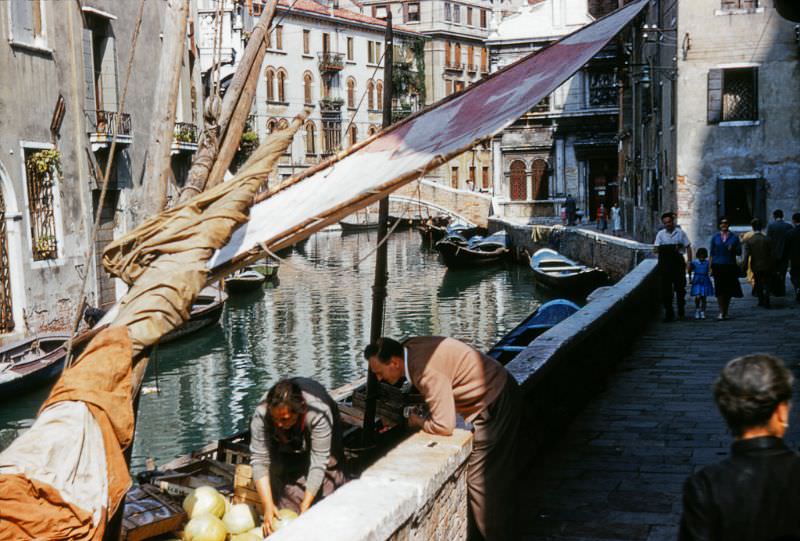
(0, 229), (551, 471)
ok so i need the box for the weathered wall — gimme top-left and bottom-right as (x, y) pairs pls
(395, 179), (492, 226)
(269, 430), (472, 541)
(489, 219), (653, 281)
(676, 3), (800, 245)
(507, 258), (660, 457)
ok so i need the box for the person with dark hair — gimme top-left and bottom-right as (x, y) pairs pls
(364, 336), (521, 541)
(709, 217), (743, 320)
(679, 354), (800, 540)
(654, 212), (693, 321)
(786, 212), (800, 302)
(250, 377), (346, 535)
(565, 194), (577, 226)
(743, 218), (775, 308)
(767, 209), (793, 296)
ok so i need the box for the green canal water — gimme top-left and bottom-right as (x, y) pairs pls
(0, 229), (551, 471)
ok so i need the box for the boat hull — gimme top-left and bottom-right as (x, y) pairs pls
(530, 248), (608, 294)
(0, 335), (72, 399)
(436, 241), (509, 268)
(161, 289), (227, 344)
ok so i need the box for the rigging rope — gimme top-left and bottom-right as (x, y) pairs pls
(64, 0), (147, 369)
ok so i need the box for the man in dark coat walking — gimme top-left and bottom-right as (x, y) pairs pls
(743, 218), (774, 308)
(766, 209), (793, 296)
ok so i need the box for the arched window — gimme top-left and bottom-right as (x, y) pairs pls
(467, 45), (474, 70)
(303, 71), (313, 105)
(277, 69), (287, 102)
(444, 41), (451, 67)
(265, 67), (275, 102)
(531, 159), (549, 200)
(346, 77), (356, 109)
(305, 121), (316, 155)
(348, 124), (357, 147)
(367, 125), (378, 137)
(509, 160), (527, 201)
(367, 80), (375, 110)
(376, 80), (383, 111)
(454, 43), (461, 67)
(266, 118), (278, 134)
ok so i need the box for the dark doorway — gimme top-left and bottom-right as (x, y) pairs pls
(588, 157), (617, 221)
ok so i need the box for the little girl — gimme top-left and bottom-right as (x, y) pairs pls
(689, 247), (714, 319)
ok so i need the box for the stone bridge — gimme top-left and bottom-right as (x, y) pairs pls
(391, 179), (493, 227)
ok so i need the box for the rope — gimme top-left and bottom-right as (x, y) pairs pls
(64, 0), (147, 369)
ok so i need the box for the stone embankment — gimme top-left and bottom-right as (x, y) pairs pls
(393, 180), (492, 227)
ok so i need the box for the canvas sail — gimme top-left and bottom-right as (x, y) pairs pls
(208, 0), (648, 278)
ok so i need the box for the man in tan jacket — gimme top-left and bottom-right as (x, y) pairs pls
(364, 336), (521, 541)
(743, 218), (775, 308)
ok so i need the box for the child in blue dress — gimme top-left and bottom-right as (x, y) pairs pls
(689, 247), (714, 319)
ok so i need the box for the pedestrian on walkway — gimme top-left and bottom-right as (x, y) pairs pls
(689, 247), (713, 319)
(766, 209), (793, 296)
(786, 212), (800, 302)
(709, 217), (743, 320)
(679, 354), (800, 541)
(565, 194), (576, 226)
(610, 202), (622, 236)
(743, 218), (774, 308)
(596, 204), (607, 232)
(365, 336), (521, 541)
(654, 212), (692, 321)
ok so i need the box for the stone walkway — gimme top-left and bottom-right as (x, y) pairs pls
(519, 283), (800, 541)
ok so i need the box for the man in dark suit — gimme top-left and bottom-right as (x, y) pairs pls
(766, 209), (794, 296)
(786, 212), (800, 302)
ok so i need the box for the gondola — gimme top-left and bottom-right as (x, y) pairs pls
(224, 267), (267, 293)
(0, 334), (72, 399)
(529, 248), (608, 294)
(415, 216), (452, 244)
(435, 230), (510, 268)
(487, 299), (580, 364)
(160, 286), (228, 344)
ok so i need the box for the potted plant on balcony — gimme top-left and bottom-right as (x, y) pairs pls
(231, 130), (260, 173)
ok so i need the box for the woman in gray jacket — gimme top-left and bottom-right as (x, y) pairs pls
(250, 377), (346, 534)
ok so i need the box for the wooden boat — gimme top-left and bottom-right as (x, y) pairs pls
(0, 334), (71, 400)
(224, 267), (267, 293)
(435, 231), (510, 269)
(248, 260), (279, 281)
(529, 248), (608, 294)
(415, 216), (451, 244)
(487, 299), (580, 364)
(160, 286), (228, 344)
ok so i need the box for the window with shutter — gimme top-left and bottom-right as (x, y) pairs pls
(407, 3), (420, 22)
(451, 166), (459, 189)
(509, 161), (527, 201)
(303, 29), (310, 54)
(10, 0), (45, 47)
(722, 68), (758, 121)
(707, 69), (723, 124)
(347, 37), (354, 60)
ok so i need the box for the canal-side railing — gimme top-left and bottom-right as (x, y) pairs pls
(388, 194), (477, 227)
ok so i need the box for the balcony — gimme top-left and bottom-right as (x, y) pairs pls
(318, 52), (344, 73)
(88, 110), (132, 149)
(319, 97), (344, 114)
(444, 62), (463, 73)
(467, 63), (477, 74)
(171, 122), (199, 153)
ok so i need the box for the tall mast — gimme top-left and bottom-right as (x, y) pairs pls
(363, 10), (394, 443)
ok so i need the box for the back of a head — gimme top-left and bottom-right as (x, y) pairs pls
(363, 337), (404, 364)
(773, 209), (784, 220)
(713, 354), (793, 437)
(751, 218), (762, 231)
(793, 212), (800, 224)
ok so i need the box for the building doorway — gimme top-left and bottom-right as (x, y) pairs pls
(92, 189), (119, 309)
(588, 157), (617, 221)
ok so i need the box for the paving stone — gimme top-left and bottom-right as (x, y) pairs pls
(519, 288), (800, 539)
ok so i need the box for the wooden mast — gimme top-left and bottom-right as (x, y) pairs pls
(363, 11), (394, 443)
(141, 0), (190, 216)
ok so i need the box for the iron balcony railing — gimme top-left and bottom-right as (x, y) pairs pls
(173, 122), (198, 144)
(318, 52), (345, 72)
(90, 110), (132, 138)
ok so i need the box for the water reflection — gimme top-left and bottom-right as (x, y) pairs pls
(0, 229), (548, 471)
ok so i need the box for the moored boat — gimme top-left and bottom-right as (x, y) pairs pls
(487, 299), (580, 364)
(224, 267), (267, 293)
(161, 286), (228, 344)
(0, 334), (72, 400)
(529, 248), (608, 294)
(435, 230), (510, 269)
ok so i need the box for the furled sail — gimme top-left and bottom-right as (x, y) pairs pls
(208, 0), (648, 279)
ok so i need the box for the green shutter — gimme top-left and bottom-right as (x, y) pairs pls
(707, 69), (723, 124)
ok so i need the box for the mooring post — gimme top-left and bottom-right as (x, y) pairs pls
(363, 11), (394, 444)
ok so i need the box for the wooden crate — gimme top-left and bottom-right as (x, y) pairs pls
(233, 464), (262, 517)
(122, 485), (185, 541)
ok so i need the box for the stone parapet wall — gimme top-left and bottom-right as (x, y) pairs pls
(394, 180), (492, 227)
(506, 259), (660, 458)
(269, 430), (472, 541)
(489, 219), (654, 280)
